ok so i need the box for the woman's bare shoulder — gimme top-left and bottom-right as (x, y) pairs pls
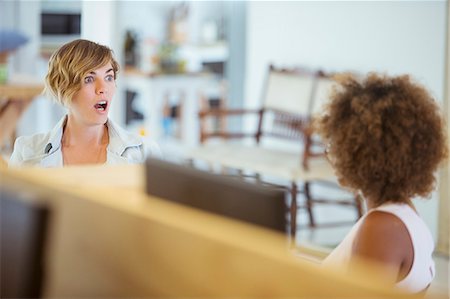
(351, 209), (413, 281)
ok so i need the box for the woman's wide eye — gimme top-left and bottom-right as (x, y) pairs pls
(84, 76), (94, 84)
(106, 75), (114, 82)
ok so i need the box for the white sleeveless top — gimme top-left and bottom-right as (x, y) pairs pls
(322, 203), (435, 293)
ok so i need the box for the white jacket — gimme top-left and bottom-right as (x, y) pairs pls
(9, 116), (161, 167)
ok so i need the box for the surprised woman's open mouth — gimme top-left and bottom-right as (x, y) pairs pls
(94, 100), (108, 111)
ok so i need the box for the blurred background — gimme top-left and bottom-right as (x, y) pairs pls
(0, 0), (448, 255)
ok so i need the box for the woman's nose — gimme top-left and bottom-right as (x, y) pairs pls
(96, 80), (107, 94)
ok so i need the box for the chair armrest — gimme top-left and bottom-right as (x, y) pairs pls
(200, 132), (257, 141)
(301, 125), (328, 170)
(198, 108), (262, 143)
(199, 108), (261, 119)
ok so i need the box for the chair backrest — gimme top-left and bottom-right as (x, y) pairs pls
(300, 72), (337, 169)
(309, 72), (336, 118)
(262, 66), (315, 115)
(257, 65), (315, 143)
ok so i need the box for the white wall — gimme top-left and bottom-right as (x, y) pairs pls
(0, 1), (39, 77)
(0, 0), (17, 29)
(245, 1), (447, 107)
(245, 1), (447, 240)
(226, 1), (247, 109)
(81, 1), (120, 122)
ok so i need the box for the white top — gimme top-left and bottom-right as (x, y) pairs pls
(322, 203), (435, 293)
(9, 116), (161, 167)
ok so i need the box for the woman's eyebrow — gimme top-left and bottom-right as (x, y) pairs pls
(87, 68), (114, 75)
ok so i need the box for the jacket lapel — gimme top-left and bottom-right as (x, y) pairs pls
(106, 118), (142, 157)
(39, 116), (66, 167)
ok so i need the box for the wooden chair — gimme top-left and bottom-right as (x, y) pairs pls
(187, 65), (363, 238)
(305, 71), (364, 227)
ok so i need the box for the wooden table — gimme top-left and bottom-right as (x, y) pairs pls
(0, 74), (44, 149)
(0, 164), (416, 298)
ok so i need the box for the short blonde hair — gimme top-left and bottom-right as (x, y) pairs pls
(45, 39), (119, 106)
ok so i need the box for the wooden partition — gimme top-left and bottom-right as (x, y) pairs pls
(0, 165), (416, 298)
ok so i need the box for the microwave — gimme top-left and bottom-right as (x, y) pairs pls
(41, 13), (81, 35)
(40, 13), (81, 56)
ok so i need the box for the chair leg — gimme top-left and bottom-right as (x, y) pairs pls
(290, 182), (298, 238)
(185, 158), (194, 166)
(304, 182), (315, 228)
(255, 172), (261, 183)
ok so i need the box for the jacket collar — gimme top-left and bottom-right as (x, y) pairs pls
(45, 116), (66, 154)
(106, 118), (143, 156)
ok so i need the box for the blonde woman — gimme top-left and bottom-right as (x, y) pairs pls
(9, 39), (159, 167)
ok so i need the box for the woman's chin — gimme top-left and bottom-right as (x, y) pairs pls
(88, 114), (109, 126)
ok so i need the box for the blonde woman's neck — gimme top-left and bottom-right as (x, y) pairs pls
(62, 115), (108, 147)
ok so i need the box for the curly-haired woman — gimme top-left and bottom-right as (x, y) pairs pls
(318, 73), (448, 294)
